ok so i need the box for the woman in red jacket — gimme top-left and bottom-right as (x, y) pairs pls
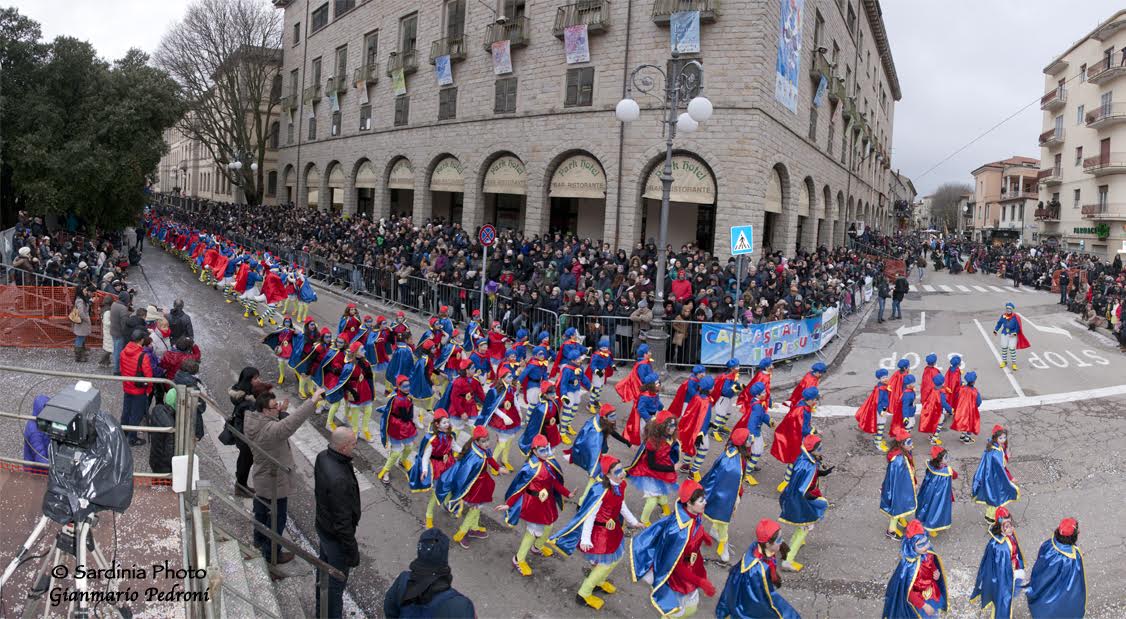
(627, 410), (679, 526)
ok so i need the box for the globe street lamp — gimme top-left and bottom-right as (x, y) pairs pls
(616, 53), (710, 371)
(226, 151), (260, 205)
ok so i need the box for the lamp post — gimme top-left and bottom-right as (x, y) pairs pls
(226, 150), (260, 205)
(616, 53), (711, 371)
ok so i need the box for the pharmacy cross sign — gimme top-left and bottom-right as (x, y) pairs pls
(730, 225), (754, 256)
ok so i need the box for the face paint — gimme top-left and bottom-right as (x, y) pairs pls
(536, 447), (554, 459)
(438, 419), (451, 432)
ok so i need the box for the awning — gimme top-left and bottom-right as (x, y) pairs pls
(388, 159), (414, 190)
(483, 155), (526, 195)
(327, 165), (345, 189)
(549, 154), (606, 199)
(643, 155), (715, 205)
(430, 156), (465, 193)
(355, 161), (377, 189)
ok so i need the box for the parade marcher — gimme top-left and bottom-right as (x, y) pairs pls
(915, 446), (957, 537)
(881, 519), (948, 619)
(669, 365), (707, 418)
(438, 426), (499, 549)
(627, 410), (679, 526)
(918, 374), (953, 447)
(742, 382), (775, 486)
(899, 375), (918, 430)
(702, 428), (752, 564)
(972, 425), (1020, 523)
(567, 403), (630, 497)
(943, 356), (963, 410)
(558, 348), (591, 441)
(629, 479), (717, 617)
(517, 380), (562, 457)
(339, 343), (376, 439)
(678, 375), (715, 480)
(469, 339), (493, 380)
(887, 359), (910, 432)
(624, 380), (664, 446)
(715, 518), (800, 619)
(855, 368), (892, 451)
(708, 358), (743, 441)
(920, 353), (940, 406)
(486, 321), (508, 372)
(446, 358), (486, 450)
(262, 316), (295, 385)
(970, 507), (1026, 619)
(951, 371), (982, 444)
(288, 317), (321, 398)
(463, 309), (483, 349)
(409, 340), (439, 423)
(614, 344), (654, 405)
(481, 369), (521, 472)
(337, 303), (361, 341)
(784, 362), (826, 412)
(376, 376), (417, 484)
(993, 302), (1030, 371)
(294, 269), (317, 323)
(550, 455), (641, 611)
(303, 329), (334, 401)
(778, 434), (833, 571)
(369, 316), (393, 379)
(1024, 518), (1086, 619)
(408, 409), (456, 530)
(518, 346), (550, 408)
(258, 266), (288, 327)
(385, 332), (415, 391)
(744, 358), (775, 412)
(315, 334), (349, 423)
(880, 428), (918, 540)
(499, 434), (573, 577)
(769, 385), (819, 493)
(551, 326), (585, 377)
(390, 310), (411, 343)
(587, 336), (615, 413)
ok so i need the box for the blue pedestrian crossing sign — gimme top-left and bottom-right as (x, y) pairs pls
(730, 225), (754, 255)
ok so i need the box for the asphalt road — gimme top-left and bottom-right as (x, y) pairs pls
(3, 249), (1123, 618)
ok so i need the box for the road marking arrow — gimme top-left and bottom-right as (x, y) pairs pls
(895, 311), (925, 339)
(1020, 314), (1071, 339)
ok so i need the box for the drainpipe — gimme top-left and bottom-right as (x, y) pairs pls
(293, 0), (311, 207)
(613, 0), (634, 249)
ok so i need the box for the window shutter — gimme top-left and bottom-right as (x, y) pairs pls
(494, 81), (504, 113)
(580, 68), (593, 106)
(507, 78), (517, 112)
(565, 70), (578, 106)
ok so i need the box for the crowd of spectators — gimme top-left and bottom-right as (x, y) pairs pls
(6, 210), (140, 289)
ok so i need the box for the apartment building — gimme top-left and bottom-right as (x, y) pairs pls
(970, 156), (1039, 244)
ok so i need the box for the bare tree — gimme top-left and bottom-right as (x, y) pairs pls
(155, 0), (281, 206)
(930, 182), (972, 231)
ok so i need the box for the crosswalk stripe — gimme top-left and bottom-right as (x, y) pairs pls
(956, 285), (971, 292)
(1003, 286), (1020, 293)
(939, 285), (953, 292)
(988, 286), (1004, 292)
(922, 285), (936, 292)
(973, 286), (988, 292)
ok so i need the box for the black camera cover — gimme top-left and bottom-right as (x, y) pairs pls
(42, 409), (135, 524)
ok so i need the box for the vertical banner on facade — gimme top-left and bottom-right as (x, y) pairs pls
(491, 40), (513, 75)
(670, 11), (700, 54)
(774, 0), (804, 113)
(813, 74), (828, 108)
(392, 68), (407, 96)
(564, 24), (590, 64)
(330, 91), (340, 113)
(435, 55), (453, 86)
(358, 80), (369, 104)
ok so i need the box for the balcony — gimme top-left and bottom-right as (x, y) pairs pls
(553, 0), (610, 38)
(327, 74), (348, 95)
(652, 0), (718, 25)
(809, 49), (832, 80)
(1038, 128), (1065, 147)
(841, 97), (857, 123)
(302, 84), (321, 104)
(1085, 103), (1126, 129)
(1000, 190), (1038, 201)
(1083, 153), (1126, 176)
(1035, 205), (1060, 221)
(429, 36), (467, 64)
(352, 63), (379, 84)
(279, 94), (298, 112)
(827, 76), (845, 103)
(1087, 58), (1126, 85)
(1080, 203), (1122, 219)
(1037, 166), (1062, 185)
(1040, 87), (1067, 111)
(385, 49), (419, 76)
(483, 16), (530, 51)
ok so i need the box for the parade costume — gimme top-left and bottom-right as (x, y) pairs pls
(768, 386), (815, 491)
(614, 345), (655, 404)
(258, 267), (287, 327)
(462, 310), (483, 350)
(623, 383), (663, 446)
(993, 303), (1030, 370)
(970, 507), (1026, 619)
(855, 369), (892, 451)
(879, 429), (918, 539)
(702, 429), (751, 563)
(629, 480), (717, 617)
(882, 520), (948, 619)
(338, 303), (361, 341)
(262, 317), (295, 385)
(446, 358), (486, 447)
(481, 373), (521, 472)
(743, 358), (774, 411)
(587, 337), (615, 412)
(951, 372), (982, 444)
(558, 349), (592, 440)
(486, 322), (508, 372)
(627, 410), (679, 525)
(302, 329), (333, 400)
(784, 362), (826, 412)
(469, 341), (493, 382)
(920, 354), (940, 408)
(972, 426), (1020, 522)
(329, 342), (375, 438)
(669, 366), (706, 418)
(407, 410), (456, 529)
(390, 311), (412, 344)
(709, 359), (744, 441)
(503, 436), (572, 577)
(716, 519), (800, 619)
(550, 455), (641, 610)
(315, 335), (349, 425)
(517, 381), (562, 456)
(409, 341), (438, 419)
(887, 360), (910, 433)
(294, 271), (317, 323)
(915, 447), (957, 536)
(517, 347), (550, 407)
(438, 426), (499, 548)
(369, 316), (393, 375)
(377, 377), (418, 483)
(385, 338), (416, 390)
(1024, 518), (1085, 619)
(287, 319), (322, 398)
(566, 404), (630, 497)
(778, 435), (831, 571)
(899, 375), (917, 431)
(678, 375), (715, 479)
(943, 356), (963, 410)
(551, 327), (585, 377)
(918, 374), (952, 447)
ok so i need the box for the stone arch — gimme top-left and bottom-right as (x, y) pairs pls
(384, 156), (416, 220)
(543, 149), (609, 240)
(637, 150), (719, 253)
(282, 164), (295, 204)
(477, 151), (529, 233)
(797, 176), (816, 252)
(425, 153), (467, 225)
(324, 160), (345, 214)
(352, 158), (378, 218)
(303, 162), (320, 210)
(819, 185), (833, 247)
(762, 163), (791, 255)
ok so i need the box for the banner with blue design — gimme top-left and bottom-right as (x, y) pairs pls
(700, 311), (829, 365)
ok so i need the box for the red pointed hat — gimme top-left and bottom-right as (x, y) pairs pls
(541, 380), (557, 392)
(1058, 518), (1077, 536)
(730, 427), (750, 446)
(346, 302), (357, 309)
(599, 454), (620, 476)
(655, 410), (675, 425)
(992, 424), (1005, 435)
(678, 479), (702, 503)
(904, 519), (925, 538)
(395, 375), (409, 386)
(803, 434), (822, 452)
(532, 434), (549, 448)
(929, 445), (945, 459)
(472, 426), (489, 440)
(348, 341), (363, 354)
(755, 518), (781, 543)
(432, 408), (449, 420)
(598, 403), (616, 417)
(995, 506), (1012, 520)
(891, 427), (911, 442)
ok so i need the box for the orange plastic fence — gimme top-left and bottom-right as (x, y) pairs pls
(0, 285), (108, 349)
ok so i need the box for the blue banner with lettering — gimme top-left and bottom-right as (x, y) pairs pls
(700, 314), (827, 366)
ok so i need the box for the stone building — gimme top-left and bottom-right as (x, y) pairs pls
(272, 0), (901, 257)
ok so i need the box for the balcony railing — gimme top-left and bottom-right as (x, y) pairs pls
(554, 0), (610, 38)
(652, 0), (719, 25)
(429, 36), (467, 64)
(1085, 103), (1126, 128)
(1037, 166), (1062, 184)
(809, 49), (832, 80)
(302, 84), (321, 103)
(352, 63), (379, 84)
(1035, 206), (1060, 221)
(279, 94), (298, 112)
(1038, 128), (1065, 147)
(1040, 87), (1067, 110)
(1000, 190), (1038, 201)
(483, 16), (530, 51)
(1081, 203), (1126, 219)
(1083, 153), (1126, 175)
(385, 49), (419, 76)
(827, 76), (845, 103)
(327, 74), (348, 94)
(1087, 57), (1126, 84)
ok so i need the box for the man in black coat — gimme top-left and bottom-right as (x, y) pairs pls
(384, 528), (475, 618)
(166, 299), (194, 342)
(314, 427), (362, 619)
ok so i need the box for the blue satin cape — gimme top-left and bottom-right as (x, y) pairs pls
(778, 448), (827, 526)
(879, 453), (918, 519)
(972, 443), (1020, 508)
(1024, 539), (1085, 619)
(629, 502), (699, 615)
(702, 446), (745, 525)
(915, 464), (954, 533)
(971, 532), (1025, 619)
(716, 547), (801, 619)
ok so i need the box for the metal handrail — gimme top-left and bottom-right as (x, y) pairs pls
(197, 392), (292, 472)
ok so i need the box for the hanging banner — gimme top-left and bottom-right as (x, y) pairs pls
(435, 55), (453, 86)
(813, 74), (828, 108)
(564, 24), (590, 64)
(492, 39), (512, 75)
(392, 68), (407, 96)
(699, 311), (834, 366)
(358, 79), (369, 104)
(670, 11), (700, 54)
(819, 306), (839, 342)
(774, 0), (804, 114)
(329, 91), (340, 113)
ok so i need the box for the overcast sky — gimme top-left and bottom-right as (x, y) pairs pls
(6, 0), (1123, 197)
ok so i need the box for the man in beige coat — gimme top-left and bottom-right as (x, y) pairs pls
(244, 387), (324, 563)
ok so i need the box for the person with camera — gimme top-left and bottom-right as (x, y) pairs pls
(120, 328), (153, 446)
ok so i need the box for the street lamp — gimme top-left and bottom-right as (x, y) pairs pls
(616, 52), (710, 371)
(226, 151), (260, 204)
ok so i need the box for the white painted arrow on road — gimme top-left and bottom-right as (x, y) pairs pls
(1020, 314), (1071, 339)
(895, 311), (926, 339)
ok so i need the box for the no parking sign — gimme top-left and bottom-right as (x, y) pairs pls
(479, 224), (497, 247)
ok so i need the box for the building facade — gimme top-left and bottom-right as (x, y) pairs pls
(271, 0), (901, 257)
(1037, 9), (1126, 258)
(889, 170), (915, 229)
(970, 156), (1039, 245)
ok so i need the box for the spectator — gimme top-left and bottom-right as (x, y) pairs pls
(227, 367), (271, 498)
(124, 306), (148, 338)
(243, 388), (324, 563)
(314, 427), (362, 619)
(160, 336), (202, 379)
(99, 305), (114, 367)
(120, 328), (153, 446)
(23, 395), (51, 470)
(109, 291), (132, 373)
(166, 299), (194, 342)
(164, 357), (206, 440)
(892, 272), (909, 320)
(384, 528), (475, 618)
(875, 274), (889, 324)
(72, 284), (94, 363)
(12, 246), (39, 284)
(629, 300), (652, 352)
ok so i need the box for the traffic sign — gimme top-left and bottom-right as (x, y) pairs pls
(479, 224), (497, 247)
(730, 225), (754, 255)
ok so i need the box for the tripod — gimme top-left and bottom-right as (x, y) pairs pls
(0, 514), (129, 619)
